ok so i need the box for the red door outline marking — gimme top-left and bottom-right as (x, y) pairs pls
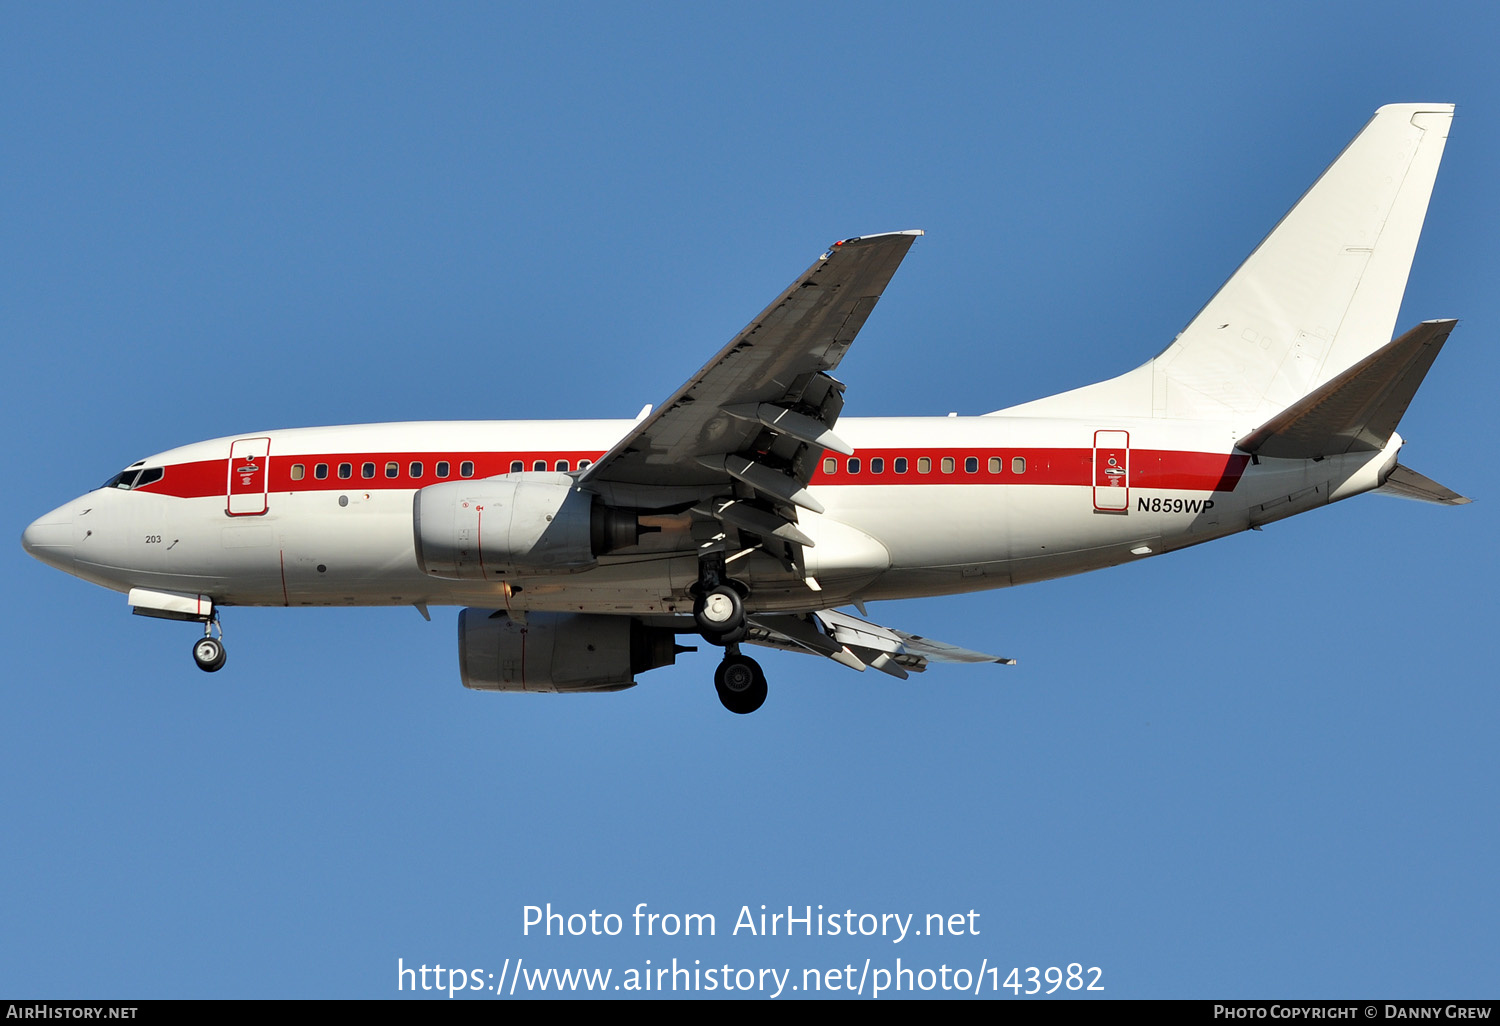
(1093, 430), (1130, 512)
(227, 437), (271, 517)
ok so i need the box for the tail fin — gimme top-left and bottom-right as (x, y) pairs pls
(1158, 103), (1453, 420)
(996, 104), (1454, 423)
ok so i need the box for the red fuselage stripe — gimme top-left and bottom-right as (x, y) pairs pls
(130, 447), (1249, 499)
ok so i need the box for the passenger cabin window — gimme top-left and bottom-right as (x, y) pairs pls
(894, 457), (908, 474)
(436, 461), (450, 478)
(409, 462), (423, 478)
(578, 459), (591, 469)
(847, 458), (860, 474)
(941, 457), (955, 474)
(1012, 456), (1026, 474)
(384, 461), (398, 479)
(988, 457), (1001, 474)
(361, 462), (375, 479)
(290, 463), (305, 481)
(315, 463), (329, 480)
(870, 457), (884, 474)
(460, 461), (475, 478)
(965, 456), (978, 474)
(510, 460), (524, 473)
(338, 463), (352, 479)
(823, 457), (836, 475)
(917, 457), (931, 474)
(556, 460), (569, 472)
(533, 460), (546, 472)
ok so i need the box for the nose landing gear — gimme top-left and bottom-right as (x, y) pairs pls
(192, 616), (226, 672)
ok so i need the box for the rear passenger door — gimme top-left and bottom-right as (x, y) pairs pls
(1092, 430), (1129, 512)
(227, 437), (271, 516)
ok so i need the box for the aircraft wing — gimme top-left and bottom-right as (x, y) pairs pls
(744, 608), (1015, 679)
(580, 231), (922, 539)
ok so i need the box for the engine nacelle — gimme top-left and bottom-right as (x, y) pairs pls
(413, 473), (642, 579)
(457, 609), (682, 693)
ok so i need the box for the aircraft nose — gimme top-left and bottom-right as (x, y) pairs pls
(22, 503), (77, 572)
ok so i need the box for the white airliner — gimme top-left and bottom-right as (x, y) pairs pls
(22, 103), (1468, 713)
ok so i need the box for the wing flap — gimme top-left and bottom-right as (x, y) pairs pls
(818, 608), (1015, 666)
(744, 607), (1015, 675)
(697, 499), (815, 548)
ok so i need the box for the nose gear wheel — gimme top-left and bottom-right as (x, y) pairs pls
(191, 614), (227, 672)
(193, 636), (226, 672)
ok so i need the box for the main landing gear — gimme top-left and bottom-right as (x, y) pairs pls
(693, 584), (747, 644)
(714, 646), (767, 715)
(695, 556), (764, 713)
(192, 615), (227, 673)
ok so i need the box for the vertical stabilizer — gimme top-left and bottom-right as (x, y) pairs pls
(1157, 103), (1452, 421)
(994, 104), (1453, 424)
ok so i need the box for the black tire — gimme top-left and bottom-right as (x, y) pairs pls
(693, 585), (744, 636)
(703, 622), (749, 647)
(714, 655), (767, 714)
(192, 636), (226, 673)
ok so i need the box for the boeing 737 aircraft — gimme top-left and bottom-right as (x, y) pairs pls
(22, 104), (1468, 713)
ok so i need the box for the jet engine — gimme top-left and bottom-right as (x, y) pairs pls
(413, 473), (643, 579)
(457, 609), (683, 692)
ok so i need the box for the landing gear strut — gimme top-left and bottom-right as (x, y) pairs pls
(192, 615), (226, 672)
(696, 554), (762, 711)
(714, 647), (766, 715)
(693, 555), (747, 644)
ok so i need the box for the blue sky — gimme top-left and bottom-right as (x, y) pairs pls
(4, 2), (1496, 999)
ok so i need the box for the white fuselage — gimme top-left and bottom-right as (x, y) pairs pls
(23, 414), (1400, 617)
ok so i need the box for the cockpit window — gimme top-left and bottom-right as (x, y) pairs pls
(101, 467), (163, 490)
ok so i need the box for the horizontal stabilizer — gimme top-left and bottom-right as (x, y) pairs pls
(1235, 320), (1454, 459)
(1377, 464), (1470, 505)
